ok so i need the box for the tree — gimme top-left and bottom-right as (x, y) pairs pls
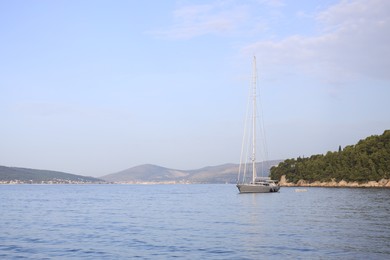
(270, 130), (390, 183)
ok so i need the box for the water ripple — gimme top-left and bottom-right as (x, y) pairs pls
(0, 185), (389, 259)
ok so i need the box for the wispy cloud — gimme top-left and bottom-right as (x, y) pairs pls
(150, 0), (390, 83)
(258, 0), (285, 8)
(149, 1), (273, 39)
(243, 0), (390, 82)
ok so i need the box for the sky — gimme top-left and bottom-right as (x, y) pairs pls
(1, 0), (389, 177)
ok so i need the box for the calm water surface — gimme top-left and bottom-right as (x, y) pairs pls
(1, 184), (389, 259)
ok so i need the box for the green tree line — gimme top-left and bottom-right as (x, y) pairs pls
(270, 130), (390, 183)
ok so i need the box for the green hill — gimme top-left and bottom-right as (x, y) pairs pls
(270, 130), (390, 184)
(0, 165), (105, 184)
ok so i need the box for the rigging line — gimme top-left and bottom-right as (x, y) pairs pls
(254, 61), (270, 177)
(252, 56), (257, 183)
(255, 103), (269, 176)
(238, 75), (252, 184)
(243, 126), (253, 182)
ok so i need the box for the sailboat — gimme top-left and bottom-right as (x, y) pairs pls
(236, 56), (280, 193)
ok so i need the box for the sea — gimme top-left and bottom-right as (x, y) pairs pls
(1, 184), (389, 259)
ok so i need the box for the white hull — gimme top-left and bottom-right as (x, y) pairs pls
(237, 183), (280, 193)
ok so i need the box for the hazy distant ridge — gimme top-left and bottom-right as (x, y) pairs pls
(101, 160), (282, 184)
(101, 164), (190, 183)
(0, 166), (105, 184)
(0, 161), (282, 184)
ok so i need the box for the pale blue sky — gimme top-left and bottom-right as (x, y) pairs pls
(1, 0), (389, 176)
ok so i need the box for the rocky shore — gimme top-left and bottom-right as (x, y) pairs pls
(279, 175), (390, 188)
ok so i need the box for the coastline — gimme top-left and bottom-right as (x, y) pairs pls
(279, 175), (390, 188)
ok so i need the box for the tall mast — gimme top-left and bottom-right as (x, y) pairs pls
(252, 56), (257, 184)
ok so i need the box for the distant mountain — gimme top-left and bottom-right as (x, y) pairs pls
(0, 165), (105, 184)
(102, 164), (190, 183)
(101, 160), (282, 184)
(187, 164), (238, 184)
